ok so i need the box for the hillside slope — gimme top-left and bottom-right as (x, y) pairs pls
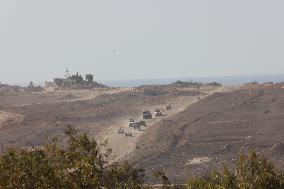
(126, 84), (284, 183)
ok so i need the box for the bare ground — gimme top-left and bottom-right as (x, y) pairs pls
(0, 85), (211, 153)
(4, 83), (284, 184)
(97, 86), (227, 161)
(125, 84), (284, 184)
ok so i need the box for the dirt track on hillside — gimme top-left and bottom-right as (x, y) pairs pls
(98, 86), (229, 162)
(0, 85), (213, 154)
(3, 83), (284, 184)
(124, 84), (284, 184)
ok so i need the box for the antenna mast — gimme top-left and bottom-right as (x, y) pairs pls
(65, 68), (70, 79)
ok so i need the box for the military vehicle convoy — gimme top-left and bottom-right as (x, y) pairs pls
(121, 106), (172, 136)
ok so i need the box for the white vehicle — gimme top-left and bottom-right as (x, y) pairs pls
(128, 119), (134, 127)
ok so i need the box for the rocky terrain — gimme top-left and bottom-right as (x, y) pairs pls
(1, 81), (284, 184)
(0, 83), (213, 151)
(126, 83), (284, 183)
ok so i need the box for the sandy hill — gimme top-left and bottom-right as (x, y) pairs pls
(0, 84), (212, 152)
(126, 84), (284, 183)
(2, 82), (284, 184)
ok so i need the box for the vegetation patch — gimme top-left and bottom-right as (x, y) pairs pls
(0, 126), (284, 188)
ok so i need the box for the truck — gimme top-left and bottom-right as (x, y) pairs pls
(154, 109), (162, 117)
(128, 119), (135, 127)
(117, 128), (124, 134)
(132, 122), (141, 130)
(165, 105), (172, 110)
(142, 110), (152, 119)
(139, 120), (146, 127)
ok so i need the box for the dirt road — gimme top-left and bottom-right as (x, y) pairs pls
(0, 84), (221, 160)
(123, 84), (284, 184)
(97, 87), (225, 161)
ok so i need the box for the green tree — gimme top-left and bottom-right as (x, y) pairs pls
(187, 151), (284, 189)
(69, 72), (84, 83)
(85, 74), (94, 83)
(1, 127), (284, 189)
(29, 81), (34, 88)
(0, 126), (145, 189)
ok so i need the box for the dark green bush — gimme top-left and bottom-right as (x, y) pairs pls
(0, 127), (284, 189)
(0, 126), (145, 189)
(187, 151), (284, 189)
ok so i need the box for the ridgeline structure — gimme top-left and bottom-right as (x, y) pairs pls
(45, 71), (108, 90)
(0, 82), (43, 96)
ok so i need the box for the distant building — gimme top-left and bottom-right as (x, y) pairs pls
(45, 76), (108, 90)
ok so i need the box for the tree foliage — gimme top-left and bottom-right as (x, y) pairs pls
(187, 151), (284, 189)
(0, 128), (284, 189)
(85, 74), (94, 83)
(69, 72), (84, 84)
(0, 126), (145, 189)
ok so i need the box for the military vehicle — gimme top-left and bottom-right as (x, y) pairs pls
(154, 109), (162, 117)
(166, 105), (172, 110)
(139, 120), (146, 127)
(128, 119), (135, 127)
(132, 122), (141, 130)
(117, 128), (124, 134)
(142, 110), (152, 119)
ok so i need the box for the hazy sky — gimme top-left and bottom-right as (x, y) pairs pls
(1, 0), (284, 83)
